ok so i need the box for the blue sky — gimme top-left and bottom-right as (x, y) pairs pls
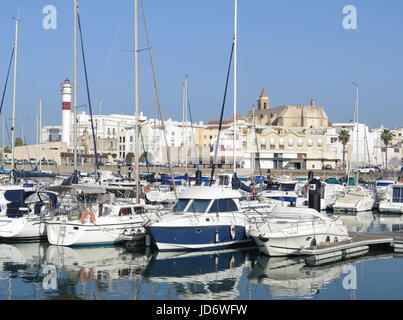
(1, 0), (403, 144)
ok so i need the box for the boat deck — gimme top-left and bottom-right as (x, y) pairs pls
(301, 231), (403, 266)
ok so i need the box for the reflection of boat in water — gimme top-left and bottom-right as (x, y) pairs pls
(142, 249), (249, 300)
(335, 211), (375, 232)
(45, 245), (151, 282)
(248, 255), (343, 298)
(378, 215), (403, 232)
(249, 251), (399, 299)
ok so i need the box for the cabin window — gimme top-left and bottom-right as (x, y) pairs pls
(392, 188), (403, 203)
(119, 208), (131, 216)
(103, 207), (111, 216)
(173, 199), (190, 212)
(209, 199), (238, 213)
(188, 199), (210, 213)
(133, 207), (145, 214)
(282, 184), (296, 192)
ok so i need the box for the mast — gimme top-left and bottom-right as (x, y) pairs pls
(354, 81), (359, 182)
(73, 0), (78, 171)
(233, 0), (238, 174)
(185, 75), (188, 174)
(39, 98), (42, 171)
(11, 18), (20, 175)
(2, 116), (4, 165)
(134, 0), (140, 203)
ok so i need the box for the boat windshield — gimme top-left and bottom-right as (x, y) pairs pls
(187, 199), (211, 213)
(209, 199), (238, 213)
(266, 183), (296, 192)
(173, 199), (190, 212)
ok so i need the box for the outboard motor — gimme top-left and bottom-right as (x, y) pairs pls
(232, 173), (253, 193)
(231, 173), (241, 190)
(195, 170), (202, 186)
(308, 174), (321, 212)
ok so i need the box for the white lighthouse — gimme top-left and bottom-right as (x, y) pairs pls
(61, 78), (72, 145)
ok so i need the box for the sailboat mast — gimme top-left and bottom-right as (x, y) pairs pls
(355, 81), (359, 181)
(185, 75), (188, 174)
(39, 98), (42, 172)
(73, 0), (78, 171)
(11, 18), (20, 173)
(233, 0), (238, 174)
(134, 0), (140, 204)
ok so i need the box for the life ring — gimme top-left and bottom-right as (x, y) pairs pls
(80, 268), (94, 283)
(144, 185), (150, 193)
(81, 211), (96, 224)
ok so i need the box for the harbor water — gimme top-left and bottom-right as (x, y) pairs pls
(1, 210), (403, 300)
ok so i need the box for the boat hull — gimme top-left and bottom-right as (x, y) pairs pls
(147, 225), (251, 251)
(46, 219), (144, 246)
(0, 216), (47, 241)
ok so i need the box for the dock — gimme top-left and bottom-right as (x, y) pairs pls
(301, 231), (403, 266)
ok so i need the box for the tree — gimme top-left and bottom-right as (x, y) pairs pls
(381, 129), (393, 171)
(338, 129), (350, 169)
(139, 151), (153, 163)
(125, 152), (135, 164)
(15, 138), (25, 147)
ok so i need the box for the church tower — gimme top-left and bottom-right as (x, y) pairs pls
(257, 88), (270, 111)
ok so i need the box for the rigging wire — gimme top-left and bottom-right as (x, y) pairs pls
(210, 41), (235, 185)
(77, 11), (100, 181)
(0, 47), (15, 116)
(139, 0), (177, 199)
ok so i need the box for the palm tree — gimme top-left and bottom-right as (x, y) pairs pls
(338, 129), (350, 169)
(381, 129), (394, 171)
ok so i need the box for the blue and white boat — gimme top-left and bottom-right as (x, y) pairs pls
(0, 185), (56, 242)
(146, 186), (265, 251)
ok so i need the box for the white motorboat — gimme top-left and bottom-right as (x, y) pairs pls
(332, 186), (375, 213)
(378, 183), (403, 214)
(146, 186), (268, 251)
(248, 206), (350, 257)
(260, 178), (308, 208)
(0, 185), (56, 241)
(375, 179), (396, 202)
(46, 185), (164, 246)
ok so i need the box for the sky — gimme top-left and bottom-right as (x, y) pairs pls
(1, 0), (403, 145)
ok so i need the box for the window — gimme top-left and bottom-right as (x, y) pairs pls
(393, 187), (403, 203)
(103, 207), (110, 216)
(187, 199), (211, 213)
(119, 208), (131, 216)
(173, 199), (190, 212)
(209, 199), (238, 213)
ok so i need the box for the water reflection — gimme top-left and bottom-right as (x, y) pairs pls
(334, 211), (375, 232)
(249, 255), (343, 299)
(142, 249), (251, 300)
